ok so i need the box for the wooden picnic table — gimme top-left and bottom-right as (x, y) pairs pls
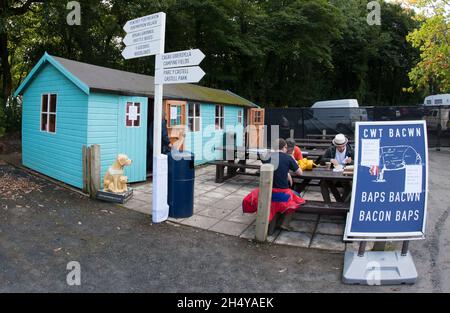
(215, 146), (324, 160)
(301, 149), (325, 157)
(295, 142), (332, 149)
(300, 149), (326, 163)
(209, 154), (353, 216)
(211, 146), (330, 183)
(306, 134), (354, 140)
(209, 160), (261, 183)
(295, 138), (355, 144)
(292, 167), (353, 203)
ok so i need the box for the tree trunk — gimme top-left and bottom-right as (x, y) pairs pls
(0, 31), (12, 107)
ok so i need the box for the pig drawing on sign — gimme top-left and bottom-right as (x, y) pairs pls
(367, 146), (422, 182)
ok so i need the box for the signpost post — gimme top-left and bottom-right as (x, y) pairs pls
(122, 12), (205, 223)
(343, 120), (429, 285)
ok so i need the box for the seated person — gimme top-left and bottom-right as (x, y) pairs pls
(286, 138), (303, 161)
(322, 134), (353, 202)
(243, 139), (305, 231)
(322, 134), (354, 168)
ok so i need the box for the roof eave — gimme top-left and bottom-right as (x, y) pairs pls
(14, 52), (90, 97)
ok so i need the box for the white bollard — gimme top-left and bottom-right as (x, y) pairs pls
(255, 164), (274, 242)
(152, 154), (169, 223)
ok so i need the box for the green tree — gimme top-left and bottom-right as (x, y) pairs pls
(2, 0), (427, 127)
(331, 0), (421, 105)
(0, 0), (44, 111)
(256, 0), (344, 106)
(406, 0), (450, 93)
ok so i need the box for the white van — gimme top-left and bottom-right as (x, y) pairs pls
(306, 99), (368, 133)
(311, 99), (359, 109)
(423, 94), (450, 106)
(422, 94), (450, 131)
(424, 108), (450, 132)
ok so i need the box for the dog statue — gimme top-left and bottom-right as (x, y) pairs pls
(103, 154), (132, 193)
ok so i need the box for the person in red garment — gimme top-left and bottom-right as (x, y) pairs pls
(286, 138), (303, 161)
(242, 139), (305, 231)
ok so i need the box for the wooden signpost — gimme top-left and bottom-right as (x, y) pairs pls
(122, 12), (206, 223)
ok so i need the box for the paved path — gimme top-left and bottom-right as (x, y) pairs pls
(125, 164), (350, 252)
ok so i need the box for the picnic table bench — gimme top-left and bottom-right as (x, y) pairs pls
(268, 201), (349, 235)
(208, 160), (261, 183)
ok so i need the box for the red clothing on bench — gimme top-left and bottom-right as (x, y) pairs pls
(242, 188), (305, 222)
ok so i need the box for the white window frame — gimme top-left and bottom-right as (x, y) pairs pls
(254, 110), (262, 124)
(237, 109), (243, 124)
(125, 102), (141, 128)
(188, 103), (201, 132)
(215, 105), (224, 130)
(40, 93), (57, 134)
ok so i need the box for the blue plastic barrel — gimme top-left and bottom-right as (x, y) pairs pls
(168, 151), (195, 218)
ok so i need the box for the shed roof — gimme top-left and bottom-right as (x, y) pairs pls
(15, 53), (258, 108)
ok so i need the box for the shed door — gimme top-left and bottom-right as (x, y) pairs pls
(248, 108), (265, 148)
(118, 96), (148, 183)
(164, 100), (187, 150)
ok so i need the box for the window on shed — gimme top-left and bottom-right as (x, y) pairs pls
(256, 111), (261, 123)
(215, 105), (224, 130)
(237, 110), (243, 124)
(41, 94), (57, 133)
(188, 103), (201, 132)
(249, 109), (264, 126)
(126, 102), (141, 127)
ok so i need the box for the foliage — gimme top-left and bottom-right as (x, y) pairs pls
(405, 0), (450, 93)
(0, 0), (429, 130)
(331, 0), (422, 105)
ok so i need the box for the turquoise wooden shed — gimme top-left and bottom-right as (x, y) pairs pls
(14, 53), (260, 189)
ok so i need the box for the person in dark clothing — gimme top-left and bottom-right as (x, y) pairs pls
(322, 134), (353, 202)
(161, 117), (171, 154)
(263, 139), (303, 230)
(265, 139), (303, 188)
(147, 112), (172, 172)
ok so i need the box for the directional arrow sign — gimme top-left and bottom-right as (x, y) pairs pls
(123, 27), (161, 46)
(123, 12), (163, 33)
(156, 49), (205, 69)
(155, 66), (206, 85)
(121, 40), (161, 59)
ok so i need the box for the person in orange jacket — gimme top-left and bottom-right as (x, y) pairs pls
(286, 138), (303, 161)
